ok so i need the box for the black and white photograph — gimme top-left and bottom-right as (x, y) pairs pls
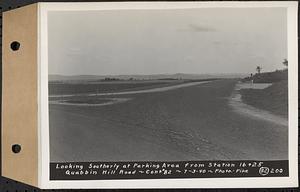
(49, 7), (288, 161)
(42, 2), (298, 187)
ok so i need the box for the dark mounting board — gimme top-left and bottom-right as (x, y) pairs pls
(0, 0), (298, 192)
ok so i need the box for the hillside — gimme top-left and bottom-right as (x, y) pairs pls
(243, 69), (287, 83)
(240, 80), (288, 118)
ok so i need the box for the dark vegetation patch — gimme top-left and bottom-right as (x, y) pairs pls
(243, 69), (287, 83)
(49, 81), (170, 95)
(48, 79), (218, 95)
(240, 80), (288, 118)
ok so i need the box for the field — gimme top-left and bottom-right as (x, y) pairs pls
(49, 80), (171, 95)
(49, 79), (288, 162)
(49, 79), (215, 96)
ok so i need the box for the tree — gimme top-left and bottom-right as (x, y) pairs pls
(283, 59), (288, 67)
(256, 66), (262, 74)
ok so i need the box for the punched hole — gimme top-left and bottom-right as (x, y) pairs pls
(10, 41), (21, 51)
(12, 144), (21, 153)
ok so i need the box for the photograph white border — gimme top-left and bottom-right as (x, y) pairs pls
(38, 1), (298, 189)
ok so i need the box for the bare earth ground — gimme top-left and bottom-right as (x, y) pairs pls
(49, 79), (288, 162)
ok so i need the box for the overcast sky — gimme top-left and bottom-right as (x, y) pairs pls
(48, 8), (287, 76)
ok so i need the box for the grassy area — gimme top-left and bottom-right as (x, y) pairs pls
(48, 79), (217, 95)
(240, 80), (288, 118)
(49, 80), (172, 95)
(243, 69), (287, 83)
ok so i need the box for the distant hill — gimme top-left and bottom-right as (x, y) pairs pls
(49, 73), (247, 82)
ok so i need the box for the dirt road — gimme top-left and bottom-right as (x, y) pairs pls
(49, 80), (288, 162)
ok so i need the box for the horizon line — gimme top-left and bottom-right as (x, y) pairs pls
(49, 72), (249, 77)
